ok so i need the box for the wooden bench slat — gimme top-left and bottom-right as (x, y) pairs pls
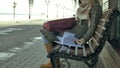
(59, 45), (66, 52)
(98, 19), (109, 27)
(92, 37), (99, 46)
(93, 28), (105, 36)
(67, 47), (70, 54)
(75, 47), (78, 55)
(99, 19), (109, 22)
(78, 48), (83, 56)
(89, 39), (99, 52)
(97, 25), (106, 30)
(83, 46), (86, 56)
(95, 31), (103, 38)
(69, 47), (76, 54)
(88, 43), (95, 53)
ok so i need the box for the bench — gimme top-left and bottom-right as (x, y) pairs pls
(47, 8), (120, 68)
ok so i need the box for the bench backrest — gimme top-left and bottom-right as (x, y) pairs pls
(88, 8), (119, 56)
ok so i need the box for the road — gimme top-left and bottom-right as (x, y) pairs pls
(0, 22), (43, 52)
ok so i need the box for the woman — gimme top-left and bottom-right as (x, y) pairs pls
(40, 0), (102, 68)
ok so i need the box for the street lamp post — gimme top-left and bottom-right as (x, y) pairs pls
(45, 0), (50, 18)
(28, 0), (34, 19)
(29, 3), (31, 19)
(13, 2), (17, 19)
(55, 4), (60, 18)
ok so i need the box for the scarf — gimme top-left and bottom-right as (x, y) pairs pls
(76, 0), (91, 20)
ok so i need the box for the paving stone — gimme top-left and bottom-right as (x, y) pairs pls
(0, 39), (45, 68)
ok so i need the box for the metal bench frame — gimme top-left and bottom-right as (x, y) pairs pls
(48, 8), (120, 68)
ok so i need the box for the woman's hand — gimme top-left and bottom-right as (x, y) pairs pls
(75, 38), (85, 45)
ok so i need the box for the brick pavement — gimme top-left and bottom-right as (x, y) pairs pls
(0, 37), (48, 68)
(0, 37), (120, 68)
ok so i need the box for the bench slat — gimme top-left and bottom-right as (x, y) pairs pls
(78, 48), (83, 56)
(95, 31), (103, 38)
(98, 19), (109, 27)
(75, 47), (78, 55)
(99, 19), (109, 22)
(83, 46), (86, 56)
(92, 37), (99, 46)
(67, 47), (70, 54)
(88, 43), (95, 53)
(97, 25), (106, 30)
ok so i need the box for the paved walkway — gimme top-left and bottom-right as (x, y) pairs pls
(0, 36), (120, 68)
(0, 37), (48, 68)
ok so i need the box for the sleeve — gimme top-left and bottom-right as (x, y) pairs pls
(83, 3), (102, 42)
